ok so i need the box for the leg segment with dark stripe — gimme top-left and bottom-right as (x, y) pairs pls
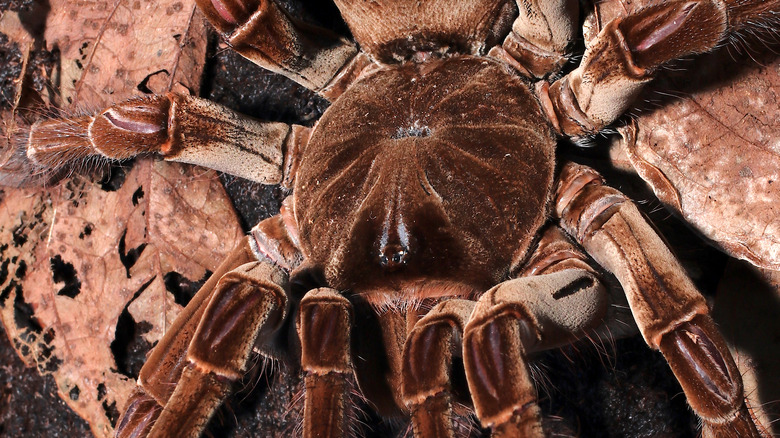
(540, 0), (780, 136)
(400, 225), (612, 438)
(463, 268), (607, 437)
(145, 259), (289, 438)
(115, 239), (257, 437)
(555, 162), (770, 437)
(297, 288), (355, 438)
(116, 213), (300, 438)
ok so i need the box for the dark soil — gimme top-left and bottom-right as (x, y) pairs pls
(0, 0), (34, 13)
(0, 322), (93, 437)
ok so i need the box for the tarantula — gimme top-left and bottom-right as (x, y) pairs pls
(2, 0), (777, 436)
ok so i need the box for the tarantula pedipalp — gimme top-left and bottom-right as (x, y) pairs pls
(3, 0), (778, 437)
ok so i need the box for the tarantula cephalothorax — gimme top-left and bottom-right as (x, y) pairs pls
(3, 0), (778, 437)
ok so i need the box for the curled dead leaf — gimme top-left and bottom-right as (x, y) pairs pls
(616, 46), (780, 269)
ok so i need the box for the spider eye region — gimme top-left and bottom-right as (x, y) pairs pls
(379, 245), (409, 271)
(377, 213), (414, 271)
(391, 123), (432, 140)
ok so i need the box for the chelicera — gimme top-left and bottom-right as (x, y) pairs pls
(3, 0), (777, 437)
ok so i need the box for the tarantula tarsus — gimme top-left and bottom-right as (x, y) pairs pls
(4, 0), (778, 437)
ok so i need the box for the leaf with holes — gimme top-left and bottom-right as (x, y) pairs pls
(0, 160), (243, 436)
(46, 0), (208, 106)
(0, 1), (246, 437)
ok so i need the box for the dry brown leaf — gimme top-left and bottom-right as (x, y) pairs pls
(617, 46), (780, 269)
(0, 1), (247, 437)
(0, 160), (242, 436)
(0, 11), (32, 97)
(47, 0), (208, 106)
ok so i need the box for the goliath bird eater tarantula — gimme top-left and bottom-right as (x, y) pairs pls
(3, 0), (778, 437)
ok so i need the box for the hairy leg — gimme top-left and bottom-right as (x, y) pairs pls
(116, 213), (301, 438)
(401, 227), (611, 437)
(198, 0), (369, 98)
(21, 93), (307, 186)
(489, 0), (579, 78)
(539, 0), (780, 136)
(297, 288), (356, 438)
(555, 162), (770, 437)
(463, 267), (607, 437)
(115, 239), (258, 437)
